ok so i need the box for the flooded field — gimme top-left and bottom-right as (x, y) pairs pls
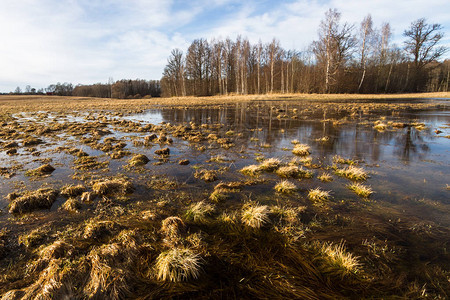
(0, 97), (449, 298)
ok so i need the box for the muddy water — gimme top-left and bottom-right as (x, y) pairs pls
(132, 100), (450, 202)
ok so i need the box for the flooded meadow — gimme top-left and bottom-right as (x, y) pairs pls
(0, 97), (449, 298)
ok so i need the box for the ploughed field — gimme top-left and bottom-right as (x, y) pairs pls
(0, 96), (449, 299)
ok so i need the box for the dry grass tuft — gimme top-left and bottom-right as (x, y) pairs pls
(161, 216), (186, 245)
(61, 184), (85, 197)
(8, 188), (58, 214)
(92, 178), (133, 195)
(292, 144), (311, 156)
(259, 158), (281, 172)
(154, 147), (170, 155)
(241, 203), (270, 229)
(317, 241), (360, 278)
(61, 198), (81, 213)
(218, 211), (240, 230)
(276, 165), (313, 178)
(274, 180), (297, 194)
(318, 172), (333, 182)
(154, 248), (202, 282)
(335, 166), (368, 181)
(209, 155), (229, 163)
(347, 183), (374, 198)
(270, 205), (304, 224)
(22, 256), (79, 299)
(85, 243), (134, 298)
(39, 240), (74, 261)
(240, 164), (262, 176)
(373, 122), (387, 131)
(185, 201), (215, 223)
(81, 191), (97, 203)
(333, 155), (356, 165)
(209, 189), (229, 202)
(83, 220), (118, 240)
(25, 164), (55, 176)
(194, 169), (218, 182)
(128, 154), (150, 166)
(308, 188), (331, 202)
(18, 226), (50, 248)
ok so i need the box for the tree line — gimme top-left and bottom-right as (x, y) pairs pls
(9, 79), (161, 98)
(161, 9), (448, 96)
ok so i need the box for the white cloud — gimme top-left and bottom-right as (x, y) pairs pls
(0, 0), (449, 92)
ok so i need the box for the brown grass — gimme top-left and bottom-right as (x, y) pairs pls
(1, 92), (448, 113)
(8, 188), (58, 214)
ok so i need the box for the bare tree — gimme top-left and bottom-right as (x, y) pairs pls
(256, 40), (263, 94)
(358, 14), (374, 92)
(312, 9), (356, 93)
(267, 38), (280, 93)
(163, 49), (186, 97)
(186, 39), (210, 95)
(403, 18), (447, 91)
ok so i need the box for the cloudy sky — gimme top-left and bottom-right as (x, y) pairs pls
(1, 0), (449, 92)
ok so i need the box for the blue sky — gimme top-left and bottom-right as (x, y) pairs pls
(1, 0), (449, 92)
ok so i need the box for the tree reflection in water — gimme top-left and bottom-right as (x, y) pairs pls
(394, 126), (430, 163)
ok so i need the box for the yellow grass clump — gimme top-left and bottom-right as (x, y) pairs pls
(194, 169), (218, 182)
(335, 166), (368, 181)
(259, 158), (281, 172)
(161, 216), (186, 245)
(185, 201), (215, 223)
(92, 178), (133, 195)
(61, 198), (81, 213)
(292, 144), (311, 156)
(241, 203), (270, 229)
(61, 184), (85, 197)
(8, 188), (58, 214)
(240, 164), (262, 176)
(317, 241), (360, 278)
(308, 188), (331, 202)
(318, 173), (333, 182)
(332, 155), (356, 165)
(25, 164), (55, 176)
(347, 183), (374, 198)
(128, 154), (150, 166)
(154, 248), (202, 282)
(274, 180), (297, 194)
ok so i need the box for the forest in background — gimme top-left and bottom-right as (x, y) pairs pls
(161, 10), (448, 97)
(5, 9), (449, 98)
